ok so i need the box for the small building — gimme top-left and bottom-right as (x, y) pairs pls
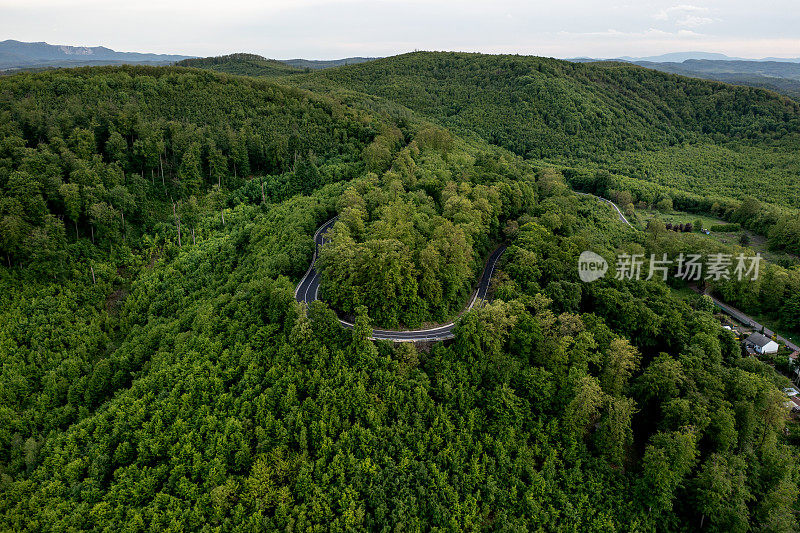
(789, 351), (800, 382)
(745, 333), (779, 354)
(784, 396), (800, 412)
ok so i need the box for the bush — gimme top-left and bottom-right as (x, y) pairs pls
(656, 198), (673, 212)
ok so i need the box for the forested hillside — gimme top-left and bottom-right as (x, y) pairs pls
(176, 54), (302, 77)
(289, 52), (800, 209)
(696, 73), (800, 100)
(1, 59), (800, 531)
(0, 65), (375, 271)
(282, 57), (376, 70)
(294, 52), (800, 155)
(0, 39), (193, 71)
(632, 59), (800, 100)
(317, 133), (536, 328)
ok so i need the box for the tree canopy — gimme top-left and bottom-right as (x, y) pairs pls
(1, 56), (799, 531)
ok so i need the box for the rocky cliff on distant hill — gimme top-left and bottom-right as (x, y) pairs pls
(0, 39), (194, 70)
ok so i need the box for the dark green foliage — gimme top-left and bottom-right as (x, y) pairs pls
(295, 51), (800, 158)
(282, 57), (377, 70)
(176, 53), (303, 77)
(634, 58), (800, 100)
(1, 56), (799, 531)
(316, 142), (535, 327)
(293, 51), (800, 216)
(0, 65), (375, 268)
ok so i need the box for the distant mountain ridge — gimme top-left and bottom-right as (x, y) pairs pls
(636, 59), (800, 81)
(0, 41), (378, 74)
(569, 53), (800, 100)
(633, 59), (800, 100)
(175, 53), (378, 76)
(281, 57), (378, 70)
(573, 52), (800, 63)
(0, 39), (194, 71)
(616, 51), (800, 63)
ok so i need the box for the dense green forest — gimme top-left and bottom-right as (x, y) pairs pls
(632, 59), (800, 101)
(317, 133), (536, 328)
(2, 55), (800, 531)
(286, 52), (800, 210)
(292, 52), (800, 153)
(282, 57), (376, 71)
(699, 73), (800, 100)
(0, 65), (376, 271)
(176, 54), (303, 77)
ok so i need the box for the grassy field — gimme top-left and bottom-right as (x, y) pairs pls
(634, 207), (800, 266)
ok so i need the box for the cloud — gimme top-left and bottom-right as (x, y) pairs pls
(654, 4), (709, 20)
(675, 15), (714, 28)
(654, 4), (715, 27)
(3, 0), (798, 60)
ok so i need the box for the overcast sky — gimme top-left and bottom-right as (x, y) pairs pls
(2, 0), (798, 59)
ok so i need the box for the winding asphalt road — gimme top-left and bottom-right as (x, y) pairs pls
(577, 189), (797, 352)
(575, 191), (632, 226)
(295, 216), (506, 342)
(691, 288), (799, 352)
